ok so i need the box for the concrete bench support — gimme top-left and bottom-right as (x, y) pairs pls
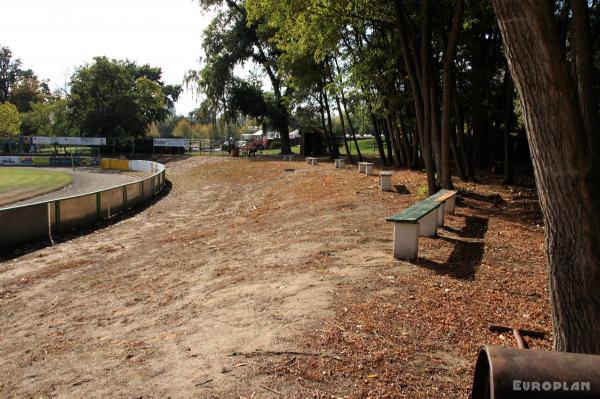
(393, 223), (420, 259)
(419, 210), (438, 237)
(436, 203), (445, 226)
(306, 157), (318, 165)
(283, 155), (296, 161)
(425, 189), (458, 226)
(380, 171), (393, 191)
(358, 162), (374, 175)
(386, 200), (440, 259)
(445, 196), (456, 214)
(334, 159), (345, 168)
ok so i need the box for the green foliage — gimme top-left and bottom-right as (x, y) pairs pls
(21, 99), (77, 136)
(0, 102), (21, 135)
(416, 185), (428, 200)
(172, 118), (194, 138)
(191, 0), (293, 151)
(68, 57), (182, 138)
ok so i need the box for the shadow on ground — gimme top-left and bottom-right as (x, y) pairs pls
(412, 214), (489, 280)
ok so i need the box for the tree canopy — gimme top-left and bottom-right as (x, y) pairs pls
(0, 102), (21, 136)
(68, 57), (181, 138)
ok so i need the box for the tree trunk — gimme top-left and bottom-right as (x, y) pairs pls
(268, 77), (292, 155)
(570, 0), (600, 141)
(440, 0), (465, 188)
(370, 113), (388, 166)
(493, 0), (600, 354)
(380, 116), (395, 165)
(395, 0), (436, 193)
(385, 115), (402, 167)
(451, 75), (471, 179)
(450, 128), (466, 180)
(322, 89), (339, 159)
(334, 94), (353, 163)
(341, 91), (363, 162)
(418, 0), (438, 194)
(502, 64), (515, 185)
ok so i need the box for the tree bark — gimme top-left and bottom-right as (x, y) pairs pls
(370, 113), (388, 166)
(502, 64), (514, 185)
(322, 88), (339, 159)
(395, 0), (436, 193)
(451, 76), (471, 179)
(440, 0), (465, 188)
(418, 0), (438, 194)
(493, 0), (600, 354)
(334, 93), (353, 163)
(570, 0), (600, 142)
(385, 115), (402, 167)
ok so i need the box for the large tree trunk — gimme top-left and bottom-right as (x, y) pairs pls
(493, 0), (600, 354)
(395, 0), (436, 193)
(570, 0), (600, 140)
(440, 0), (465, 188)
(268, 76), (292, 155)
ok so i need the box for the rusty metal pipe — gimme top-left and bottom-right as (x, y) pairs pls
(472, 345), (600, 398)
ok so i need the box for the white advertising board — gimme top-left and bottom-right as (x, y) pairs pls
(153, 138), (189, 148)
(31, 136), (106, 145)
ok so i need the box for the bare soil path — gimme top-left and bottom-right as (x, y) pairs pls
(0, 156), (551, 398)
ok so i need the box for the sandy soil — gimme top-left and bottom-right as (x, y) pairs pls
(1, 167), (143, 209)
(0, 156), (551, 398)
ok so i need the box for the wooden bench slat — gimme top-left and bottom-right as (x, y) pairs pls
(435, 191), (457, 202)
(386, 200), (441, 224)
(426, 189), (457, 202)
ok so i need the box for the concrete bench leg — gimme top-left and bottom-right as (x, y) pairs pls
(335, 159), (345, 168)
(365, 164), (374, 176)
(310, 158), (318, 165)
(393, 223), (419, 260)
(436, 203), (445, 226)
(358, 164), (365, 173)
(419, 210), (438, 237)
(380, 175), (392, 191)
(445, 196), (456, 214)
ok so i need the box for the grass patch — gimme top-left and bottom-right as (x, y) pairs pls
(0, 168), (73, 206)
(338, 138), (382, 156)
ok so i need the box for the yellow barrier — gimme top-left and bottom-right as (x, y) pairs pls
(100, 158), (130, 171)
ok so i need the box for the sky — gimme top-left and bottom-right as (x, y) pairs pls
(0, 0), (212, 116)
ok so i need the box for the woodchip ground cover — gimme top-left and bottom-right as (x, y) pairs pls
(0, 156), (550, 398)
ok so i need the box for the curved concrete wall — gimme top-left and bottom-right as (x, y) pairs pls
(0, 159), (166, 249)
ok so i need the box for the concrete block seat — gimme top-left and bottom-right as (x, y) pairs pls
(423, 189), (458, 226)
(358, 162), (374, 176)
(306, 157), (318, 165)
(283, 154), (296, 161)
(380, 171), (393, 191)
(334, 158), (345, 168)
(386, 200), (441, 260)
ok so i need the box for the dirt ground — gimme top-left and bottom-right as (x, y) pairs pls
(1, 167), (143, 209)
(0, 156), (551, 398)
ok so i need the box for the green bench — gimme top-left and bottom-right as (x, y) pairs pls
(386, 189), (459, 259)
(386, 200), (441, 259)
